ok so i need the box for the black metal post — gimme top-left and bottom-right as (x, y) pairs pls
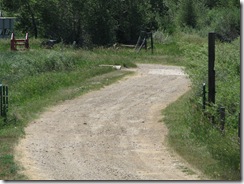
(0, 84), (2, 116)
(2, 85), (5, 117)
(238, 113), (241, 138)
(4, 86), (8, 117)
(0, 84), (8, 119)
(203, 83), (206, 110)
(208, 32), (216, 104)
(220, 107), (225, 132)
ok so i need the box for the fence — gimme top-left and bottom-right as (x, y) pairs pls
(135, 31), (154, 54)
(202, 32), (240, 139)
(0, 83), (8, 120)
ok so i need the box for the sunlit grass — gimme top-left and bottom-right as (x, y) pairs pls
(163, 91), (240, 180)
(0, 33), (240, 180)
(0, 40), (136, 180)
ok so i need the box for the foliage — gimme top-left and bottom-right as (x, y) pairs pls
(162, 33), (240, 180)
(165, 0), (240, 41)
(180, 34), (240, 135)
(0, 0), (240, 44)
(0, 0), (240, 180)
(177, 0), (197, 28)
(207, 7), (240, 41)
(163, 91), (240, 180)
(0, 0), (170, 45)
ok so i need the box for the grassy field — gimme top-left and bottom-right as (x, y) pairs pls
(0, 33), (240, 180)
(0, 39), (138, 179)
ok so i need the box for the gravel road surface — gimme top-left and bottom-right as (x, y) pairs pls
(15, 64), (202, 180)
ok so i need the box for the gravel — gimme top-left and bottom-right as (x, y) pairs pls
(15, 64), (203, 180)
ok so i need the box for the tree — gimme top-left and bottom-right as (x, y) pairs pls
(1, 0), (40, 38)
(22, 0), (38, 38)
(84, 0), (117, 45)
(177, 0), (197, 28)
(1, 0), (172, 45)
(113, 0), (150, 44)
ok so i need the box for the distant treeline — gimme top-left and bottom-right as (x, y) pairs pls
(0, 0), (240, 46)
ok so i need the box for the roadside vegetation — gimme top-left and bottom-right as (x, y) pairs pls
(163, 33), (240, 180)
(0, 39), (137, 179)
(0, 0), (240, 181)
(0, 31), (240, 180)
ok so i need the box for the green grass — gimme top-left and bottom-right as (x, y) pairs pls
(163, 91), (240, 180)
(0, 33), (240, 180)
(162, 32), (240, 180)
(0, 40), (137, 180)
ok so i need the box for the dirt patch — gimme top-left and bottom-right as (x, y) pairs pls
(15, 64), (204, 180)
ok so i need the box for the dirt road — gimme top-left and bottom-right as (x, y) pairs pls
(15, 64), (202, 180)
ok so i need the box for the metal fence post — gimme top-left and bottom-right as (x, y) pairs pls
(4, 86), (8, 117)
(220, 107), (225, 132)
(203, 83), (206, 110)
(0, 84), (2, 116)
(0, 84), (8, 119)
(238, 113), (241, 139)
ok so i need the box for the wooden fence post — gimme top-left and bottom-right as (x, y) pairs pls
(10, 33), (16, 51)
(145, 38), (147, 51)
(151, 32), (154, 54)
(208, 32), (216, 104)
(25, 33), (29, 49)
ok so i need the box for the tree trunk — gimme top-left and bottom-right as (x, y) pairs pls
(26, 2), (38, 38)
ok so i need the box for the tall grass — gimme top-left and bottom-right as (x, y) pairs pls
(163, 32), (240, 180)
(0, 39), (136, 180)
(181, 33), (240, 136)
(163, 91), (240, 180)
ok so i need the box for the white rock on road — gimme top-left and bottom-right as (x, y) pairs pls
(15, 64), (203, 180)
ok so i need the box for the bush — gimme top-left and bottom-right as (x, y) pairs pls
(176, 0), (197, 28)
(203, 7), (240, 42)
